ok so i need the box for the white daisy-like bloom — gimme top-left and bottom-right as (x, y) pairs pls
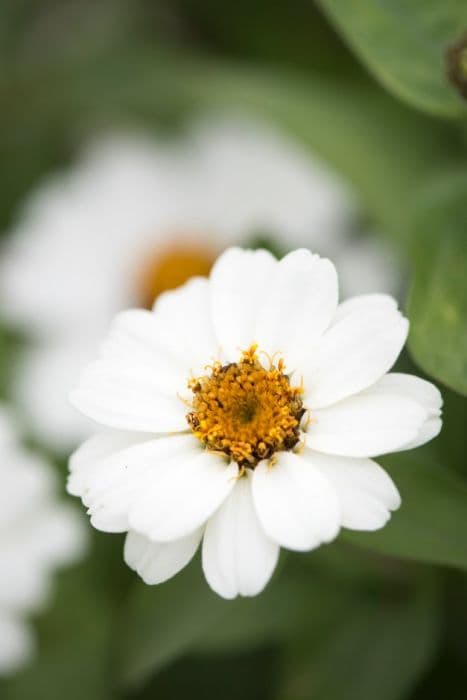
(68, 248), (441, 600)
(0, 409), (85, 674)
(0, 115), (395, 450)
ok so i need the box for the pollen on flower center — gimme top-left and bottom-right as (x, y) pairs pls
(186, 345), (305, 467)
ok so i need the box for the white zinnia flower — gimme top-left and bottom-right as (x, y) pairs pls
(68, 248), (441, 600)
(0, 115), (394, 450)
(0, 409), (85, 674)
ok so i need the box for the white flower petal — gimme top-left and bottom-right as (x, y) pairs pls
(368, 373), (442, 413)
(368, 373), (442, 451)
(0, 412), (85, 674)
(70, 286), (223, 433)
(68, 433), (198, 532)
(255, 249), (338, 366)
(70, 358), (187, 433)
(129, 450), (238, 542)
(202, 472), (279, 599)
(0, 504), (85, 612)
(190, 115), (354, 251)
(0, 543), (50, 613)
(0, 409), (15, 445)
(24, 505), (87, 568)
(306, 450), (400, 531)
(310, 388), (428, 458)
(210, 247), (276, 361)
(98, 309), (188, 375)
(0, 616), (34, 675)
(401, 416), (442, 450)
(1, 447), (55, 527)
(68, 430), (146, 493)
(303, 294), (408, 409)
(0, 132), (181, 335)
(69, 429), (145, 467)
(152, 277), (219, 372)
(332, 293), (397, 323)
(252, 451), (340, 551)
(12, 336), (97, 449)
(124, 528), (202, 584)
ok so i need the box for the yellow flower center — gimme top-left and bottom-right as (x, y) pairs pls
(137, 242), (215, 308)
(186, 345), (305, 467)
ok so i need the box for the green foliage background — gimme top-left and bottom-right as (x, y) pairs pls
(0, 1), (466, 698)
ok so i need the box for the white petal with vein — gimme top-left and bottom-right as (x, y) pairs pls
(252, 451), (340, 551)
(202, 472), (279, 599)
(306, 449), (400, 531)
(68, 434), (199, 532)
(129, 451), (238, 542)
(255, 249), (338, 367)
(310, 390), (428, 458)
(303, 294), (408, 409)
(124, 528), (202, 584)
(210, 248), (276, 361)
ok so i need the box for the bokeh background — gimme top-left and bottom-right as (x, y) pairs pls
(0, 1), (466, 698)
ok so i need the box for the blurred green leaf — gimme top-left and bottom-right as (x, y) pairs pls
(118, 558), (230, 690)
(316, 0), (467, 117)
(118, 552), (367, 691)
(407, 172), (467, 395)
(344, 452), (467, 570)
(127, 648), (279, 700)
(0, 324), (24, 399)
(434, 387), (467, 477)
(278, 583), (441, 700)
(173, 0), (360, 77)
(195, 563), (354, 656)
(197, 541), (435, 656)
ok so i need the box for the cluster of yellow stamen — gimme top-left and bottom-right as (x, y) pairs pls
(186, 345), (305, 468)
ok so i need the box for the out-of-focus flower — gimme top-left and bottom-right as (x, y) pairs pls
(0, 409), (86, 674)
(0, 115), (395, 449)
(68, 248), (441, 600)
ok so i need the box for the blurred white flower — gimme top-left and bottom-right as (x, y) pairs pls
(0, 115), (396, 448)
(0, 409), (86, 675)
(68, 248), (441, 600)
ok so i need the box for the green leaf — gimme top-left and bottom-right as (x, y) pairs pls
(118, 559), (296, 689)
(407, 172), (467, 395)
(127, 648), (280, 700)
(117, 559), (230, 690)
(344, 452), (467, 570)
(316, 0), (467, 117)
(0, 324), (24, 400)
(197, 541), (440, 657)
(195, 563), (356, 656)
(278, 583), (441, 700)
(432, 385), (467, 477)
(118, 553), (366, 691)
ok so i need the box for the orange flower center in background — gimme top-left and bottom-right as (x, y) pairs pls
(138, 242), (215, 308)
(187, 346), (305, 468)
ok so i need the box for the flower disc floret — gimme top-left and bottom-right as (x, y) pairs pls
(186, 345), (305, 467)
